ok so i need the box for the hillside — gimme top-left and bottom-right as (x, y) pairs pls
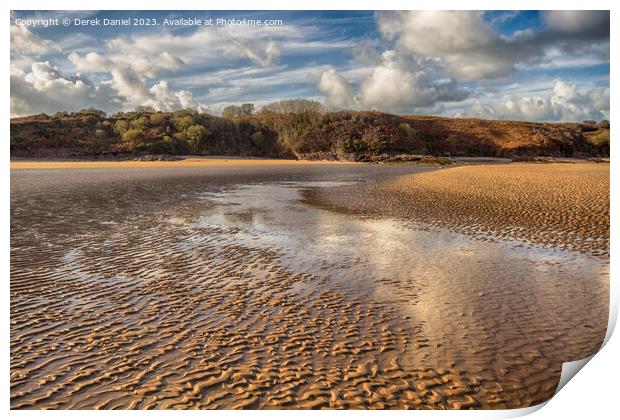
(10, 108), (610, 160)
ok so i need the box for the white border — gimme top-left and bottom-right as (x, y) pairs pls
(4, 1), (617, 419)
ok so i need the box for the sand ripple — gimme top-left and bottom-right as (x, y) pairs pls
(11, 164), (609, 409)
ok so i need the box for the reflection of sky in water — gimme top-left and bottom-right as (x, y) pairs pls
(198, 182), (608, 368)
(197, 181), (606, 285)
(194, 181), (608, 368)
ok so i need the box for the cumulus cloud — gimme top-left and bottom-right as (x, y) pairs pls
(10, 62), (122, 116)
(145, 81), (200, 112)
(375, 11), (540, 80)
(375, 11), (609, 81)
(358, 51), (469, 111)
(10, 24), (56, 55)
(317, 68), (354, 107)
(105, 68), (202, 112)
(457, 80), (609, 122)
(10, 61), (203, 116)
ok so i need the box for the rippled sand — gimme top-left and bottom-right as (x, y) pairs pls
(11, 162), (609, 409)
(307, 162), (609, 257)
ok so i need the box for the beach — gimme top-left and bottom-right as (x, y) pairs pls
(306, 162), (610, 257)
(10, 160), (609, 409)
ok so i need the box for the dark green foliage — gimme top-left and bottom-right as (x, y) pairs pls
(9, 107), (611, 159)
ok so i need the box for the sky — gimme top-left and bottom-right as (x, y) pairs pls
(10, 10), (610, 121)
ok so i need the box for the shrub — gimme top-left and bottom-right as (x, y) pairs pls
(130, 115), (150, 130)
(185, 125), (209, 152)
(114, 119), (129, 135)
(222, 104), (255, 118)
(399, 123), (421, 139)
(173, 115), (194, 132)
(588, 128), (610, 146)
(250, 131), (265, 146)
(261, 99), (324, 114)
(149, 113), (167, 126)
(135, 105), (156, 113)
(362, 126), (388, 153)
(122, 128), (145, 143)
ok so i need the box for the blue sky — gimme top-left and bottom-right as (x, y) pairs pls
(10, 10), (610, 121)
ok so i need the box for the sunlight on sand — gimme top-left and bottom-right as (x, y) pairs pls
(10, 157), (353, 170)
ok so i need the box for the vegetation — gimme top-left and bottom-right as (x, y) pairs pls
(10, 105), (610, 160)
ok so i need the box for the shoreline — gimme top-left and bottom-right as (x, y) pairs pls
(11, 155), (606, 170)
(9, 156), (357, 170)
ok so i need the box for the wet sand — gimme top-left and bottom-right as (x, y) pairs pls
(307, 162), (609, 257)
(10, 161), (609, 409)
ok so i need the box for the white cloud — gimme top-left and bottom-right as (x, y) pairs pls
(10, 62), (203, 116)
(106, 25), (286, 69)
(357, 51), (469, 111)
(317, 68), (354, 107)
(224, 39), (281, 67)
(145, 81), (200, 112)
(10, 62), (122, 116)
(106, 68), (202, 112)
(69, 51), (184, 78)
(374, 11), (609, 81)
(457, 80), (609, 122)
(374, 11), (532, 80)
(10, 25), (56, 55)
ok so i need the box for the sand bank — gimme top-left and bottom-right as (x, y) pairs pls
(306, 162), (609, 257)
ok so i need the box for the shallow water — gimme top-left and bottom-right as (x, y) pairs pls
(10, 165), (609, 409)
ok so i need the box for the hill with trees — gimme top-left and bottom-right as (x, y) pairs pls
(10, 100), (610, 161)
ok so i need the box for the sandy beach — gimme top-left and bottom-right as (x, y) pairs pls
(307, 162), (609, 257)
(9, 156), (352, 170)
(10, 160), (609, 409)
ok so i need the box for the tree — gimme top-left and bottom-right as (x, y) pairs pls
(261, 99), (325, 114)
(78, 108), (106, 118)
(185, 124), (209, 152)
(122, 128), (145, 143)
(240, 103), (255, 116)
(250, 131), (265, 146)
(114, 119), (129, 135)
(149, 113), (167, 126)
(222, 103), (255, 119)
(173, 115), (194, 132)
(130, 115), (150, 130)
(135, 105), (156, 113)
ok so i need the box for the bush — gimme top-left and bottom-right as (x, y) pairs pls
(130, 115), (150, 130)
(173, 115), (194, 132)
(149, 113), (167, 126)
(185, 125), (209, 152)
(250, 131), (265, 146)
(588, 128), (610, 146)
(399, 123), (421, 139)
(122, 128), (145, 143)
(114, 119), (129, 135)
(222, 104), (254, 118)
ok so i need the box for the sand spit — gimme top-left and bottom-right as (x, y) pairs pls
(306, 162), (609, 257)
(10, 163), (609, 409)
